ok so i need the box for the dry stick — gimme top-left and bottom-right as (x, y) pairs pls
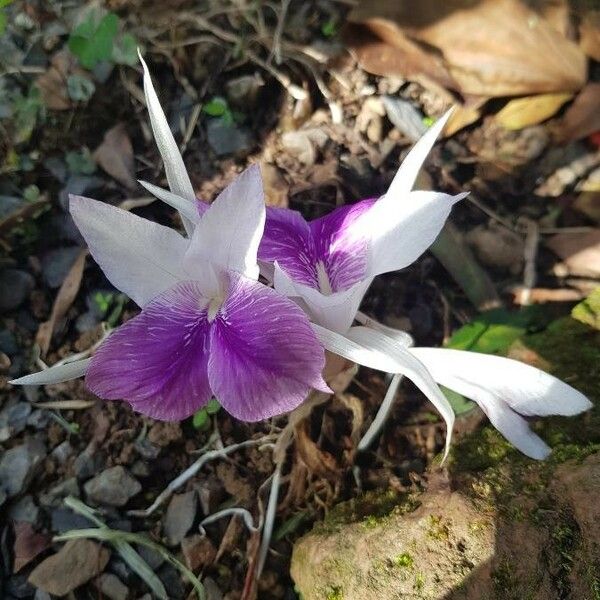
(520, 218), (540, 307)
(269, 0), (291, 65)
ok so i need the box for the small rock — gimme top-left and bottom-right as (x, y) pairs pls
(130, 460), (150, 478)
(0, 402), (32, 442)
(39, 477), (80, 507)
(13, 521), (51, 573)
(33, 590), (51, 600)
(0, 439), (47, 497)
(281, 129), (328, 165)
(28, 539), (110, 596)
(134, 438), (160, 460)
(50, 507), (96, 533)
(206, 119), (253, 156)
(157, 564), (184, 600)
(6, 573), (35, 598)
(74, 446), (105, 480)
(181, 535), (216, 571)
(225, 73), (264, 108)
(195, 477), (225, 516)
(135, 544), (164, 571)
(148, 422), (181, 447)
(0, 269), (34, 312)
(41, 247), (81, 288)
(26, 410), (50, 430)
(7, 496), (40, 524)
(95, 573), (129, 600)
(84, 466), (141, 507)
(163, 491), (197, 546)
(50, 440), (73, 465)
(203, 577), (224, 600)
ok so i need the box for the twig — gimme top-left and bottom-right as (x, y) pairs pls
(256, 464), (282, 578)
(269, 0), (291, 65)
(519, 218), (540, 306)
(199, 508), (259, 535)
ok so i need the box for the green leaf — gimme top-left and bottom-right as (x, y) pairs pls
(203, 97), (228, 117)
(321, 19), (337, 37)
(112, 33), (138, 66)
(68, 12), (119, 69)
(67, 74), (96, 102)
(0, 0), (15, 8)
(206, 399), (221, 415)
(0, 11), (6, 35)
(192, 409), (209, 430)
(440, 385), (475, 416)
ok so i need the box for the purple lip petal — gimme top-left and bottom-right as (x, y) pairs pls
(309, 198), (375, 291)
(259, 206), (318, 288)
(208, 273), (329, 421)
(86, 281), (212, 421)
(197, 198), (209, 216)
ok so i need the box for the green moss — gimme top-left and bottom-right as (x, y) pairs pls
(414, 572), (425, 592)
(393, 552), (414, 569)
(426, 515), (450, 540)
(572, 287), (600, 330)
(326, 586), (344, 600)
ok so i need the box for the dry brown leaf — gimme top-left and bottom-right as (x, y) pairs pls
(496, 93), (573, 130)
(547, 229), (600, 277)
(573, 192), (600, 225)
(556, 83), (600, 143)
(93, 123), (137, 190)
(336, 394), (364, 447)
(35, 51), (91, 111)
(13, 522), (51, 573)
(347, 0), (586, 97)
(444, 97), (487, 136)
(36, 249), (87, 356)
(261, 163), (289, 208)
(295, 420), (338, 477)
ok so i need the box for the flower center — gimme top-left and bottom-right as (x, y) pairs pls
(206, 295), (225, 322)
(316, 260), (333, 296)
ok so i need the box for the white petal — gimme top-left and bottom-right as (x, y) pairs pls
(274, 263), (369, 333)
(360, 191), (467, 277)
(410, 348), (592, 417)
(386, 108), (453, 200)
(183, 165), (265, 286)
(139, 51), (195, 234)
(11, 358), (91, 386)
(313, 324), (454, 459)
(355, 310), (414, 347)
(70, 195), (189, 307)
(138, 181), (200, 225)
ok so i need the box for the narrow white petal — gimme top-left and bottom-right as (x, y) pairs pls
(386, 108), (453, 200)
(183, 165), (265, 285)
(11, 358), (91, 386)
(313, 324), (454, 459)
(139, 51), (195, 234)
(70, 195), (189, 307)
(274, 263), (369, 333)
(355, 310), (414, 347)
(360, 191), (467, 277)
(138, 181), (200, 225)
(410, 348), (592, 417)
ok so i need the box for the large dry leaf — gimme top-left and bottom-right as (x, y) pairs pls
(580, 10), (600, 61)
(347, 0), (587, 97)
(93, 123), (137, 190)
(36, 249), (87, 356)
(496, 93), (573, 130)
(556, 83), (600, 143)
(547, 229), (600, 277)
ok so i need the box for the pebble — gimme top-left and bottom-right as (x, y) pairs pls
(157, 564), (185, 600)
(95, 573), (129, 600)
(73, 445), (105, 480)
(41, 247), (81, 288)
(84, 466), (141, 507)
(33, 590), (51, 600)
(51, 507), (95, 533)
(50, 440), (74, 465)
(26, 410), (50, 430)
(181, 534), (216, 571)
(7, 495), (40, 524)
(39, 477), (80, 507)
(135, 543), (164, 571)
(0, 402), (32, 442)
(0, 439), (47, 497)
(0, 269), (34, 312)
(134, 438), (160, 460)
(163, 490), (197, 546)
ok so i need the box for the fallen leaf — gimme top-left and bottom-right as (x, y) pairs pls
(580, 10), (600, 61)
(556, 83), (600, 143)
(36, 249), (87, 356)
(573, 192), (600, 225)
(93, 123), (137, 190)
(444, 97), (487, 136)
(295, 419), (338, 478)
(347, 0), (586, 97)
(547, 229), (600, 277)
(13, 522), (51, 573)
(35, 51), (92, 111)
(496, 93), (573, 130)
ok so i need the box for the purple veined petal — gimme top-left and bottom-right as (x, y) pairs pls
(309, 199), (376, 292)
(410, 348), (592, 417)
(360, 190), (467, 278)
(259, 207), (318, 288)
(273, 263), (370, 333)
(69, 195), (189, 307)
(385, 108), (453, 202)
(11, 358), (91, 386)
(183, 165), (265, 292)
(138, 181), (201, 225)
(86, 281), (213, 421)
(139, 52), (196, 235)
(208, 273), (330, 421)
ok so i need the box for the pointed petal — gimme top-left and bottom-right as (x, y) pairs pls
(313, 324), (454, 459)
(138, 181), (203, 224)
(273, 263), (369, 333)
(70, 195), (189, 307)
(139, 52), (195, 234)
(359, 191), (467, 277)
(410, 348), (592, 416)
(208, 273), (329, 421)
(309, 199), (375, 291)
(86, 281), (213, 421)
(386, 109), (453, 200)
(184, 165), (265, 286)
(259, 207), (317, 288)
(11, 359), (90, 386)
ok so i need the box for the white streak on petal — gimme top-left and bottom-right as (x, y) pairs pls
(313, 324), (455, 460)
(139, 51), (195, 235)
(184, 165), (265, 286)
(138, 181), (200, 225)
(70, 195), (189, 307)
(11, 358), (91, 386)
(410, 348), (593, 417)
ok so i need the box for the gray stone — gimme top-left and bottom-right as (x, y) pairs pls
(0, 269), (34, 312)
(0, 402), (32, 442)
(157, 564), (184, 600)
(381, 95), (426, 142)
(163, 490), (197, 546)
(0, 329), (18, 355)
(84, 466), (141, 507)
(41, 247), (81, 288)
(33, 590), (51, 600)
(7, 495), (40, 523)
(50, 507), (95, 533)
(39, 477), (80, 507)
(50, 440), (74, 465)
(134, 438), (160, 460)
(26, 409), (50, 429)
(95, 573), (128, 600)
(130, 460), (149, 478)
(206, 119), (253, 156)
(0, 439), (46, 497)
(135, 544), (164, 571)
(74, 446), (105, 480)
